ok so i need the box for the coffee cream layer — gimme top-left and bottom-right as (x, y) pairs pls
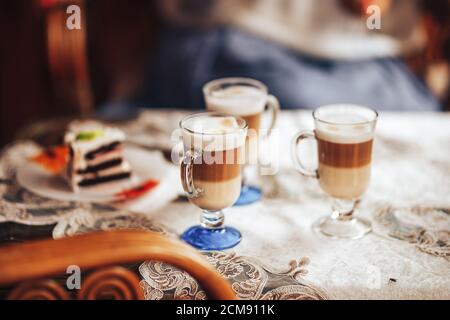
(182, 116), (245, 211)
(205, 86), (266, 164)
(191, 175), (242, 211)
(316, 119), (374, 200)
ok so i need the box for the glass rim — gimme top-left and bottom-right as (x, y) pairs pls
(203, 77), (268, 96)
(180, 112), (248, 136)
(313, 104), (379, 126)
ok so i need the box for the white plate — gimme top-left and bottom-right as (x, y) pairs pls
(17, 146), (180, 206)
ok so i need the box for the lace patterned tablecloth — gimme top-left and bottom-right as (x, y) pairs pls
(1, 111), (449, 300)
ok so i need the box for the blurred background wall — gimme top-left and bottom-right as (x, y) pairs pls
(1, 0), (449, 146)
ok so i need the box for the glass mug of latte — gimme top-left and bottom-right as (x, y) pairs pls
(180, 113), (247, 250)
(203, 78), (280, 206)
(291, 104), (378, 239)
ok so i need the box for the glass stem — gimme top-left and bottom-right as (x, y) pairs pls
(331, 198), (359, 222)
(201, 210), (225, 229)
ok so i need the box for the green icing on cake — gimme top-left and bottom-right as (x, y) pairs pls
(76, 130), (104, 142)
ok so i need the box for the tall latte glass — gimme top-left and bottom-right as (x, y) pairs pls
(180, 113), (247, 250)
(203, 78), (280, 206)
(291, 105), (378, 239)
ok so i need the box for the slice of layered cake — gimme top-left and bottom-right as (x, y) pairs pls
(64, 121), (132, 192)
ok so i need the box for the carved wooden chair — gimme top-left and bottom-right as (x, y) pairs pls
(0, 230), (236, 300)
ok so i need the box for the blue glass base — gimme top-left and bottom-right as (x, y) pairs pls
(234, 185), (262, 206)
(181, 226), (242, 251)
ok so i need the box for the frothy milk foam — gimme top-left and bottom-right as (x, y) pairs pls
(205, 86), (266, 116)
(182, 116), (246, 152)
(315, 112), (374, 144)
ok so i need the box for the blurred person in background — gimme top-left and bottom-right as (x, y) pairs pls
(101, 0), (441, 116)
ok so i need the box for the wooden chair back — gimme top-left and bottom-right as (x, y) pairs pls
(0, 230), (236, 300)
(41, 0), (93, 116)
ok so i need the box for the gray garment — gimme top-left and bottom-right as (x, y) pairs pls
(128, 27), (440, 112)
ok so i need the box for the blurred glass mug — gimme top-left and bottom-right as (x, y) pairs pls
(203, 78), (280, 205)
(291, 104), (378, 239)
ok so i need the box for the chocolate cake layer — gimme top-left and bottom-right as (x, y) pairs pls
(77, 172), (132, 187)
(76, 158), (122, 174)
(85, 142), (121, 160)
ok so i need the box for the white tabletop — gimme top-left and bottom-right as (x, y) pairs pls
(130, 110), (450, 299)
(1, 110), (449, 300)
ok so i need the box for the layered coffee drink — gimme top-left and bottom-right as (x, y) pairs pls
(316, 121), (374, 199)
(180, 113), (248, 250)
(291, 104), (378, 239)
(181, 115), (247, 211)
(204, 78), (280, 166)
(204, 85), (266, 164)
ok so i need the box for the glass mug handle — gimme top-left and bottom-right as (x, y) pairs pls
(181, 150), (202, 198)
(291, 131), (319, 179)
(265, 95), (280, 137)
